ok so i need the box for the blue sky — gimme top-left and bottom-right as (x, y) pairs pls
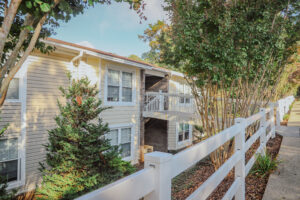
(54, 0), (168, 57)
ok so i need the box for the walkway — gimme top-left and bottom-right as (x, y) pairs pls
(263, 101), (300, 200)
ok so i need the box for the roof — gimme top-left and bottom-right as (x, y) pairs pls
(45, 38), (170, 73)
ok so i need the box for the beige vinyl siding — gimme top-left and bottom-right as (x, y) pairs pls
(25, 56), (70, 191)
(22, 54), (141, 191)
(100, 59), (141, 163)
(168, 75), (194, 150)
(0, 102), (21, 137)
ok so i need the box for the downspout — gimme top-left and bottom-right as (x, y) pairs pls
(70, 50), (84, 79)
(71, 50), (84, 63)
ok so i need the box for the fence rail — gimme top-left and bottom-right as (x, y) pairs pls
(77, 95), (294, 200)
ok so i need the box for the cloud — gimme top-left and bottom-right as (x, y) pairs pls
(143, 0), (169, 23)
(76, 41), (95, 49)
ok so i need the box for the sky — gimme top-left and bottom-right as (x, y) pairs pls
(54, 0), (169, 57)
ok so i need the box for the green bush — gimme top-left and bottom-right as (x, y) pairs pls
(251, 153), (278, 177)
(36, 76), (135, 200)
(283, 113), (289, 121)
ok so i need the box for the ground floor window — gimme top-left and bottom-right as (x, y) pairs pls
(177, 123), (191, 143)
(106, 125), (133, 159)
(0, 138), (19, 182)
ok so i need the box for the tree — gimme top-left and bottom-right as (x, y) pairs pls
(36, 76), (135, 199)
(142, 0), (300, 169)
(128, 54), (144, 62)
(139, 20), (170, 66)
(0, 0), (145, 107)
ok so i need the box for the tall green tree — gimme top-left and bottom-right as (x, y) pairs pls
(142, 0), (300, 169)
(36, 76), (135, 199)
(0, 0), (145, 107)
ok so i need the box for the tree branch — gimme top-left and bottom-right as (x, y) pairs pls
(0, 14), (48, 106)
(0, 0), (22, 62)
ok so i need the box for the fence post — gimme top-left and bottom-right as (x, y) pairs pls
(159, 90), (164, 111)
(234, 118), (246, 200)
(260, 108), (267, 155)
(275, 102), (281, 126)
(269, 103), (276, 138)
(144, 152), (172, 200)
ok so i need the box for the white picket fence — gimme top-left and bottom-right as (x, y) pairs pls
(76, 96), (294, 200)
(276, 96), (295, 125)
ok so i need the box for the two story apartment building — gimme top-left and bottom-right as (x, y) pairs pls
(0, 38), (201, 192)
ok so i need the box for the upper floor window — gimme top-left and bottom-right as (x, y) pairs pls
(178, 83), (191, 104)
(106, 67), (135, 105)
(177, 123), (191, 143)
(0, 138), (19, 183)
(106, 126), (133, 159)
(1, 78), (20, 101)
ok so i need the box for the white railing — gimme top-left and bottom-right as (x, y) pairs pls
(276, 95), (295, 125)
(76, 96), (294, 200)
(144, 91), (195, 114)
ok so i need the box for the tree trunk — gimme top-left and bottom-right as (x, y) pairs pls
(0, 15), (48, 107)
(0, 0), (22, 62)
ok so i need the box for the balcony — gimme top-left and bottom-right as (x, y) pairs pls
(143, 91), (198, 121)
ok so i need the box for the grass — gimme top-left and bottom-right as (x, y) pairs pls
(250, 153), (279, 177)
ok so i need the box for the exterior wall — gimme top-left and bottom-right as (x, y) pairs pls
(167, 75), (201, 151)
(100, 59), (141, 164)
(25, 55), (71, 191)
(144, 119), (167, 152)
(0, 51), (142, 192)
(145, 76), (169, 92)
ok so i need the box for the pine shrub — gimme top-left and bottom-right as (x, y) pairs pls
(36, 76), (135, 200)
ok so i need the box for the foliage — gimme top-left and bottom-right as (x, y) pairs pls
(128, 54), (144, 62)
(141, 0), (299, 169)
(283, 113), (290, 121)
(251, 153), (279, 177)
(274, 44), (300, 99)
(36, 76), (135, 200)
(0, 0), (145, 107)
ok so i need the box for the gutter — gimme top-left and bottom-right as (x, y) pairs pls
(43, 40), (153, 70)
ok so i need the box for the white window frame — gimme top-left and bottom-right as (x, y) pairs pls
(107, 123), (135, 161)
(177, 82), (191, 106)
(0, 137), (21, 188)
(176, 122), (192, 147)
(5, 77), (21, 103)
(1, 60), (28, 189)
(104, 65), (136, 106)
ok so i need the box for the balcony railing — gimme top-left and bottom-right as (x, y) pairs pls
(144, 91), (196, 114)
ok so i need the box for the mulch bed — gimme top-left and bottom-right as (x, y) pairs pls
(171, 134), (282, 200)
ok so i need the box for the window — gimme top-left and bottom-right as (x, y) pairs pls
(178, 123), (190, 143)
(106, 68), (134, 104)
(122, 72), (132, 102)
(178, 83), (191, 104)
(107, 69), (120, 102)
(0, 78), (20, 100)
(106, 126), (133, 159)
(0, 138), (19, 182)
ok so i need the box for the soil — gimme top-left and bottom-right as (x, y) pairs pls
(16, 135), (282, 200)
(171, 134), (282, 200)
